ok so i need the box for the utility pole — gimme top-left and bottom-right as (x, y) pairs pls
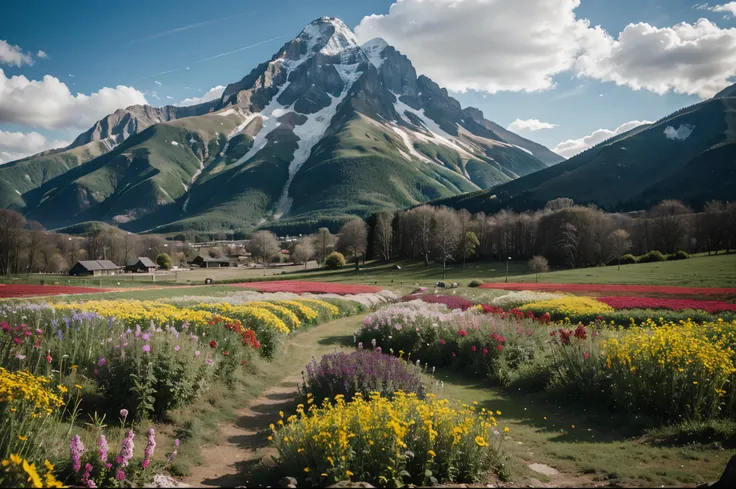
(505, 256), (511, 283)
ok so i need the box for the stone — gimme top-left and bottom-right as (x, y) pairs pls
(146, 475), (192, 488)
(528, 463), (559, 476)
(275, 476), (298, 488)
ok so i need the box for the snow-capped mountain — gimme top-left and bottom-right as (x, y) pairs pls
(0, 17), (564, 233)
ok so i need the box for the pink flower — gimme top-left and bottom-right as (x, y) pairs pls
(482, 348), (488, 356)
(97, 357), (107, 367)
(142, 344), (151, 353)
(457, 330), (468, 337)
(205, 359), (213, 365)
(115, 470), (126, 481)
(120, 409), (129, 419)
(452, 352), (456, 357)
(69, 435), (86, 473)
(471, 346), (477, 352)
(497, 345), (503, 351)
(174, 345), (180, 352)
(584, 352), (590, 360)
(439, 339), (446, 345)
(195, 351), (201, 357)
(142, 428), (156, 470)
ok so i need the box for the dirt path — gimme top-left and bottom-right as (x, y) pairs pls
(181, 316), (363, 487)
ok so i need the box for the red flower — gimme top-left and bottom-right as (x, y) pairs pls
(223, 351), (230, 356)
(209, 340), (217, 349)
(241, 360), (248, 365)
(496, 345), (503, 351)
(584, 352), (590, 360)
(457, 330), (468, 337)
(46, 354), (52, 364)
(439, 339), (446, 345)
(482, 348), (488, 356)
(471, 346), (477, 352)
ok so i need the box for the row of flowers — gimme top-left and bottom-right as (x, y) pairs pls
(354, 301), (736, 423)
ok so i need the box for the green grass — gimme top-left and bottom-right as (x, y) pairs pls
(433, 369), (732, 486)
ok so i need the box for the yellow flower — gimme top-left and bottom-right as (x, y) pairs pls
(496, 410), (501, 415)
(346, 470), (354, 477)
(475, 436), (488, 447)
(304, 467), (310, 473)
(428, 450), (436, 457)
(267, 436), (273, 441)
(74, 384), (82, 390)
(17, 435), (28, 441)
(503, 427), (510, 433)
(44, 460), (54, 472)
(10, 454), (22, 465)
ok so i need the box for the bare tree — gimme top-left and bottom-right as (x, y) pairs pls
(411, 206), (435, 266)
(528, 255), (550, 282)
(702, 200), (725, 254)
(0, 210), (27, 275)
(292, 238), (315, 269)
(337, 219), (368, 272)
(558, 222), (579, 269)
(248, 231), (280, 264)
(313, 228), (334, 264)
(25, 221), (46, 273)
(607, 229), (632, 270)
(545, 198), (574, 211)
(48, 254), (69, 274)
(649, 200), (690, 254)
(456, 209), (473, 269)
(374, 212), (394, 261)
(432, 207), (461, 279)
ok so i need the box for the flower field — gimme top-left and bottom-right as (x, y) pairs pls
(597, 296), (736, 313)
(477, 282), (736, 296)
(0, 293), (363, 487)
(0, 284), (110, 298)
(230, 281), (383, 295)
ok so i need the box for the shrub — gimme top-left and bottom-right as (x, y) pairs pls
(668, 250), (690, 260)
(519, 296), (613, 321)
(301, 350), (425, 403)
(638, 250), (666, 263)
(271, 392), (506, 487)
(468, 279), (484, 288)
(400, 294), (474, 311)
(156, 253), (173, 270)
(323, 251), (346, 270)
(620, 254), (637, 265)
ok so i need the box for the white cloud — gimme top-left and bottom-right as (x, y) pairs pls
(154, 80), (162, 86)
(575, 19), (736, 98)
(507, 119), (558, 132)
(711, 3), (736, 15)
(356, 1), (736, 98)
(0, 40), (34, 67)
(0, 129), (69, 164)
(664, 124), (695, 140)
(553, 120), (652, 158)
(36, 50), (48, 59)
(166, 95), (174, 100)
(356, 0), (608, 94)
(0, 69), (147, 130)
(176, 85), (225, 106)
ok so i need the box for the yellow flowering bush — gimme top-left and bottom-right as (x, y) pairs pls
(296, 299), (340, 320)
(272, 391), (506, 487)
(520, 296), (613, 320)
(55, 300), (222, 328)
(1, 369), (66, 466)
(0, 454), (62, 488)
(273, 300), (319, 324)
(601, 319), (736, 420)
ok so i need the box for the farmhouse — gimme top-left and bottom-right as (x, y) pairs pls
(125, 257), (158, 273)
(69, 260), (122, 276)
(190, 256), (237, 268)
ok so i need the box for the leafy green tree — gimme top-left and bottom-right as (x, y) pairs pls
(324, 251), (346, 270)
(156, 253), (173, 270)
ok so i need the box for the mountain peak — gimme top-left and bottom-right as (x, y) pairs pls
(361, 38), (389, 68)
(297, 17), (359, 57)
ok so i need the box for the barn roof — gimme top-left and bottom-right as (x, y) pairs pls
(76, 260), (121, 271)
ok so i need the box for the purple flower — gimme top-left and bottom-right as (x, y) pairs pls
(116, 430), (135, 467)
(97, 357), (107, 367)
(120, 409), (129, 419)
(142, 333), (150, 341)
(97, 434), (109, 463)
(69, 435), (86, 473)
(142, 428), (156, 469)
(205, 359), (213, 365)
(167, 439), (180, 465)
(142, 344), (151, 353)
(81, 463), (93, 484)
(174, 345), (180, 352)
(87, 480), (97, 488)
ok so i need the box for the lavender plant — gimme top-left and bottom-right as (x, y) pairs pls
(300, 350), (425, 403)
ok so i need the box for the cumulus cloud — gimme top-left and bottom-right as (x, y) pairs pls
(575, 19), (736, 98)
(356, 0), (736, 98)
(553, 120), (652, 158)
(356, 0), (608, 93)
(0, 69), (147, 130)
(176, 85), (225, 107)
(0, 40), (34, 67)
(0, 130), (69, 164)
(507, 119), (558, 132)
(36, 50), (48, 59)
(664, 124), (695, 140)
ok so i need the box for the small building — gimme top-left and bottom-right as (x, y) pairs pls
(125, 257), (158, 273)
(189, 256), (237, 268)
(69, 260), (122, 276)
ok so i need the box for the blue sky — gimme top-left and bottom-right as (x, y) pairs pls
(1, 0), (735, 162)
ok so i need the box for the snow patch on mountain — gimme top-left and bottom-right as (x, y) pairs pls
(234, 84), (292, 166)
(299, 17), (359, 57)
(513, 144), (533, 156)
(664, 124), (695, 141)
(273, 62), (364, 219)
(391, 126), (432, 163)
(361, 38), (388, 68)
